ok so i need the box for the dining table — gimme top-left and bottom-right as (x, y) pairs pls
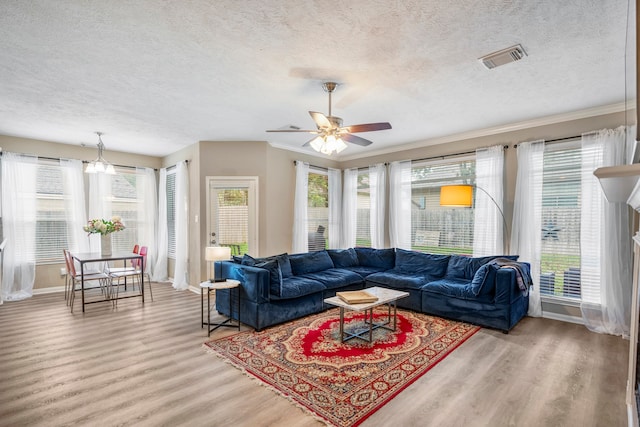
(71, 251), (145, 312)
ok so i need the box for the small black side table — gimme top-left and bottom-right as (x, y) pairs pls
(200, 279), (241, 336)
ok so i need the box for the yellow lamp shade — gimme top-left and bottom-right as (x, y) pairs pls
(440, 185), (473, 207)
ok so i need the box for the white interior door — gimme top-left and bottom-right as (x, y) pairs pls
(206, 176), (258, 257)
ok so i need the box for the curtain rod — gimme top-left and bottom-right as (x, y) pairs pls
(412, 144), (509, 164)
(294, 145), (509, 171)
(0, 151), (159, 171)
(513, 135), (581, 148)
(293, 160), (330, 172)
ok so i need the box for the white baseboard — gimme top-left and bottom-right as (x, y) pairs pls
(542, 311), (584, 325)
(33, 286), (65, 295)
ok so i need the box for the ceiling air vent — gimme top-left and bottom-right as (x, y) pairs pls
(479, 44), (527, 70)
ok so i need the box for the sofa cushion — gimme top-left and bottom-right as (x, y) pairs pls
(470, 263), (499, 296)
(241, 254), (257, 266)
(395, 249), (450, 277)
(276, 276), (326, 300)
(344, 265), (388, 278)
(366, 270), (432, 291)
(327, 248), (359, 268)
(289, 251), (334, 275)
(273, 253), (293, 278)
(301, 268), (364, 290)
(240, 253), (293, 278)
(423, 278), (492, 302)
(254, 260), (283, 297)
(445, 255), (473, 279)
(445, 254), (519, 280)
(354, 247), (395, 269)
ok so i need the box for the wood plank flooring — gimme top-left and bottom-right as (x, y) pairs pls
(0, 282), (629, 427)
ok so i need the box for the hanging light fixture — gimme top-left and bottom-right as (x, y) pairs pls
(309, 133), (348, 156)
(85, 132), (116, 175)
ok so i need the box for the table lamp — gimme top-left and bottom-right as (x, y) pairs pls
(205, 246), (231, 282)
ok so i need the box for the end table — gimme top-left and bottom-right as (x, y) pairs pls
(200, 279), (241, 336)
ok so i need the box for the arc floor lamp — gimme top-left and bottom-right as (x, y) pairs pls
(439, 185), (509, 253)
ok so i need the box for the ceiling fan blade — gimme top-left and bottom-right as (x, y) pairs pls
(342, 133), (373, 146)
(309, 111), (332, 129)
(344, 122), (392, 133)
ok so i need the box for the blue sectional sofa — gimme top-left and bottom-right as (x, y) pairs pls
(215, 247), (530, 333)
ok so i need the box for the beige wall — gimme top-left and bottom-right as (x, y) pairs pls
(193, 141), (339, 283)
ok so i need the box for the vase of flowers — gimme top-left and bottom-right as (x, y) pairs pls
(83, 216), (126, 256)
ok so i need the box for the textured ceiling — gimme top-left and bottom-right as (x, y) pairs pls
(0, 0), (633, 158)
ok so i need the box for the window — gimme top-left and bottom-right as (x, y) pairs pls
(96, 167), (156, 255)
(166, 170), (176, 259)
(410, 158), (476, 255)
(356, 170), (372, 247)
(307, 170), (328, 251)
(36, 161), (67, 263)
(539, 142), (582, 300)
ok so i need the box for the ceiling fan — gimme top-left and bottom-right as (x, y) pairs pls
(266, 82), (392, 155)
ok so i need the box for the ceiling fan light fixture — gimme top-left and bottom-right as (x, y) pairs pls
(310, 136), (324, 152)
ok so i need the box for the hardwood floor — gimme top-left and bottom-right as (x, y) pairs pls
(0, 283), (629, 427)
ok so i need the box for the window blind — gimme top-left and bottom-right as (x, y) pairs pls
(539, 142), (585, 300)
(307, 170), (329, 251)
(166, 170), (176, 258)
(35, 163), (67, 263)
(216, 188), (249, 256)
(355, 170), (372, 247)
(411, 158), (475, 255)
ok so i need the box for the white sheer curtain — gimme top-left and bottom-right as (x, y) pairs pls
(292, 161), (309, 253)
(511, 141), (544, 317)
(137, 167), (158, 275)
(152, 168), (169, 282)
(88, 173), (113, 252)
(580, 127), (632, 336)
(60, 159), (90, 253)
(327, 168), (342, 249)
(369, 163), (386, 248)
(389, 160), (412, 249)
(172, 161), (189, 290)
(473, 145), (505, 256)
(341, 168), (358, 248)
(1, 153), (37, 301)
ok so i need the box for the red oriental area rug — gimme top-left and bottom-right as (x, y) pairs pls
(203, 308), (480, 427)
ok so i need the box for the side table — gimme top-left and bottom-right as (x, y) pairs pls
(200, 279), (241, 336)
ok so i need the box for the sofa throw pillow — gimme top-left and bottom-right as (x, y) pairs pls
(354, 247), (395, 269)
(469, 255), (519, 278)
(470, 263), (498, 296)
(232, 255), (243, 264)
(241, 254), (257, 266)
(240, 253), (292, 278)
(273, 253), (293, 278)
(289, 251), (335, 275)
(445, 255), (473, 279)
(327, 248), (359, 268)
(395, 249), (450, 277)
(254, 260), (283, 297)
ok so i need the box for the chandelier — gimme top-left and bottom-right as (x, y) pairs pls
(85, 132), (116, 175)
(309, 134), (348, 155)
